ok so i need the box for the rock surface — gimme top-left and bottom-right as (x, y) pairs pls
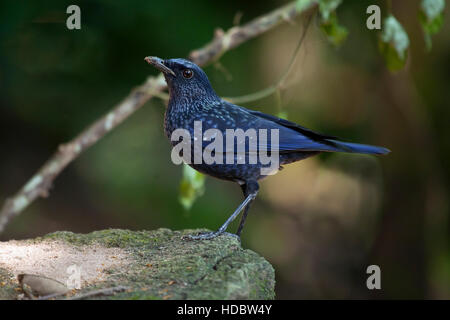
(0, 228), (275, 299)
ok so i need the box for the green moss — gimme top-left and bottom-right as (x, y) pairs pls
(2, 228), (275, 300)
(41, 228), (163, 248)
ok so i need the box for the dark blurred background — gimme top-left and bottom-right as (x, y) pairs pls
(0, 0), (449, 299)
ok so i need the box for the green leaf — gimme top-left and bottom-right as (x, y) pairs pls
(296, 0), (343, 19)
(421, 0), (445, 20)
(315, 0), (347, 47)
(320, 11), (348, 46)
(297, 0), (347, 47)
(179, 163), (205, 210)
(318, 0), (342, 21)
(419, 0), (445, 50)
(379, 15), (410, 71)
(378, 39), (408, 71)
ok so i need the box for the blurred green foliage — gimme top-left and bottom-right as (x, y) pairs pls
(297, 0), (445, 69)
(320, 11), (349, 46)
(419, 0), (445, 50)
(179, 164), (205, 210)
(379, 15), (409, 71)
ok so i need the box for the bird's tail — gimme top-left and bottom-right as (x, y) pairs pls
(326, 139), (390, 155)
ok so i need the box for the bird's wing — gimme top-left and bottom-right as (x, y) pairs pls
(199, 101), (389, 155)
(245, 109), (337, 140)
(240, 106), (389, 154)
(218, 102), (343, 153)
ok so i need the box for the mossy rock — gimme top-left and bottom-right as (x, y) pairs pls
(0, 228), (275, 300)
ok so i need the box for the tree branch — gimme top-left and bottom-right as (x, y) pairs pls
(0, 1), (317, 233)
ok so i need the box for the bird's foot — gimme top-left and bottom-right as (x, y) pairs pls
(182, 231), (240, 241)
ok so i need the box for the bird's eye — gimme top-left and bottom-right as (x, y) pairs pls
(182, 69), (193, 79)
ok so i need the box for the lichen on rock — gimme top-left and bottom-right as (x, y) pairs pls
(0, 228), (275, 300)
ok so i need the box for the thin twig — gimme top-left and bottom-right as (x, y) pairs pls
(224, 14), (312, 104)
(0, 1), (317, 234)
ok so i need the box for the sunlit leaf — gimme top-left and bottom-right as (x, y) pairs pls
(179, 163), (205, 210)
(320, 11), (348, 47)
(379, 15), (410, 72)
(318, 0), (342, 21)
(421, 0), (445, 19)
(419, 0), (445, 50)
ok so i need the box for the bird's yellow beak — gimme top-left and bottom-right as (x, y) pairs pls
(144, 56), (176, 77)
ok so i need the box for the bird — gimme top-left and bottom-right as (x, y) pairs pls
(145, 56), (390, 241)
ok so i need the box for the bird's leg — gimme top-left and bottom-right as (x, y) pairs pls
(236, 203), (252, 237)
(236, 181), (259, 237)
(183, 192), (257, 241)
(183, 180), (259, 241)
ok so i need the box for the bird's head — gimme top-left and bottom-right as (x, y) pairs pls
(145, 56), (219, 102)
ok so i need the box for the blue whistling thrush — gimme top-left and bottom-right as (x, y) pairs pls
(145, 56), (390, 240)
